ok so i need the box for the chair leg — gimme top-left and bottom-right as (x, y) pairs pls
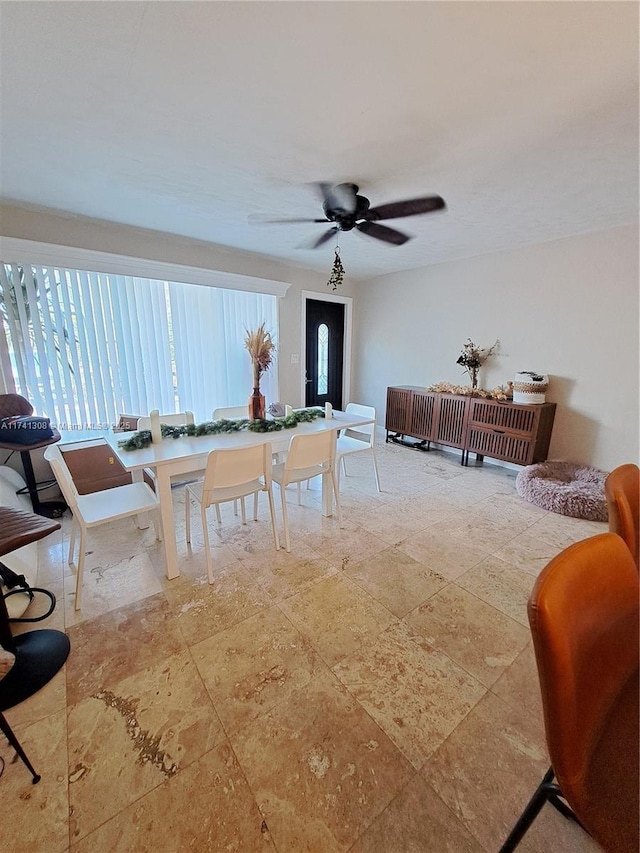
(253, 491), (259, 521)
(68, 518), (77, 566)
(499, 767), (557, 853)
(279, 485), (291, 552)
(371, 447), (381, 492)
(0, 712), (41, 784)
(330, 469), (344, 528)
(548, 791), (584, 828)
(201, 504), (215, 584)
(240, 497), (247, 525)
(297, 482), (302, 505)
(266, 487), (280, 551)
(153, 509), (163, 542)
(74, 527), (86, 611)
(185, 489), (192, 544)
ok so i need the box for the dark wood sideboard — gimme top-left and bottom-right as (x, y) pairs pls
(385, 386), (556, 466)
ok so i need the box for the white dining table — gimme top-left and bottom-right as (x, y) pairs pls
(103, 410), (374, 580)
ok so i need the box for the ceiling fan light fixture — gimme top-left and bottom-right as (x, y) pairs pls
(255, 182), (446, 250)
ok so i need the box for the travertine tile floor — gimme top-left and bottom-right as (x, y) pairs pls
(3, 439), (607, 852)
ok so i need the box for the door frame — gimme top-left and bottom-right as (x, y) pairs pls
(300, 290), (353, 409)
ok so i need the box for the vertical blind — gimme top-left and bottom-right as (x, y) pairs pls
(0, 262), (278, 426)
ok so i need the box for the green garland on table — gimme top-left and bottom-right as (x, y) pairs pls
(118, 409), (326, 451)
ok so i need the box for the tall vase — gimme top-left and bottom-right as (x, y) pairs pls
(248, 387), (266, 421)
(470, 366), (479, 391)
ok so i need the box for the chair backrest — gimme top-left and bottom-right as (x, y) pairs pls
(137, 410), (195, 430)
(343, 402), (376, 441)
(605, 463), (639, 569)
(0, 394), (33, 419)
(212, 406), (247, 421)
(44, 444), (80, 510)
(284, 430), (336, 475)
(201, 442), (272, 502)
(528, 533), (639, 807)
(116, 413), (142, 432)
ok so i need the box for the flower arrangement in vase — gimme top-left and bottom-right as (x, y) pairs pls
(244, 323), (276, 420)
(456, 338), (499, 391)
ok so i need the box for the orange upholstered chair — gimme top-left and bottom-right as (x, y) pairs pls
(500, 533), (639, 853)
(605, 463), (639, 569)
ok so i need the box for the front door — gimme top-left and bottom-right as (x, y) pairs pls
(305, 299), (344, 409)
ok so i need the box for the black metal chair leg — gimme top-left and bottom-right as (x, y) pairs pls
(0, 711), (41, 783)
(498, 767), (556, 853)
(548, 792), (585, 828)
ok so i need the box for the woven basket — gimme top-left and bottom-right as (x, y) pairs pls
(513, 372), (549, 404)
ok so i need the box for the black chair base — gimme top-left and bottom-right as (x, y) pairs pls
(0, 629), (70, 708)
(0, 711), (41, 783)
(499, 767), (585, 853)
(16, 448), (68, 517)
(0, 581), (70, 782)
(0, 506), (69, 782)
(0, 628), (70, 783)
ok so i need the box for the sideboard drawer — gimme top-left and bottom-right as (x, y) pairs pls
(466, 426), (535, 465)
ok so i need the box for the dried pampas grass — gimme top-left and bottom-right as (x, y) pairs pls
(245, 323), (276, 387)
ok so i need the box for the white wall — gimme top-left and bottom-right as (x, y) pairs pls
(2, 204), (637, 471)
(0, 202), (357, 408)
(352, 224), (639, 472)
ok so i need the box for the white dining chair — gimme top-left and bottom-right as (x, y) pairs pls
(137, 411), (198, 487)
(214, 405), (285, 469)
(184, 442), (280, 583)
(212, 406), (247, 421)
(44, 443), (161, 610)
(137, 410), (195, 435)
(336, 403), (381, 492)
(271, 430), (343, 552)
(211, 407), (251, 515)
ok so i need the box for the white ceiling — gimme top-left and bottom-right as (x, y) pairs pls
(0, 1), (637, 278)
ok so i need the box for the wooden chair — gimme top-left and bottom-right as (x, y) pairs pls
(185, 443), (279, 583)
(605, 463), (639, 568)
(499, 532), (639, 852)
(44, 444), (161, 610)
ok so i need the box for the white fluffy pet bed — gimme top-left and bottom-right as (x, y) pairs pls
(515, 460), (609, 521)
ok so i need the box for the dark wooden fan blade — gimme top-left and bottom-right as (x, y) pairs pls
(298, 226), (339, 250)
(248, 214), (329, 224)
(317, 182), (358, 214)
(365, 195), (446, 221)
(357, 221), (410, 245)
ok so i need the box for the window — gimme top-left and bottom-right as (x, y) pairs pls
(0, 262), (279, 426)
(317, 322), (328, 395)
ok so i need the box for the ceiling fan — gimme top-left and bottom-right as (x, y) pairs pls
(260, 182), (446, 248)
